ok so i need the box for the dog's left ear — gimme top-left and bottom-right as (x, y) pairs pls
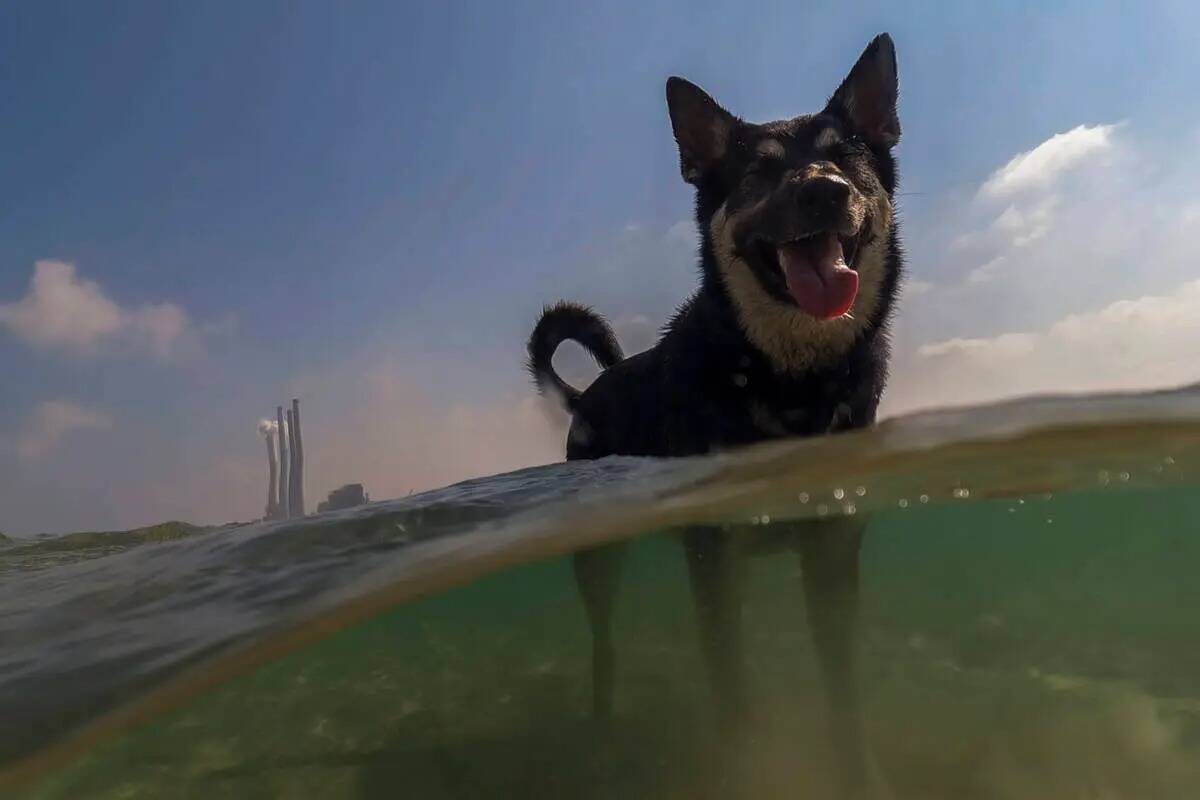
(825, 33), (900, 148)
(666, 77), (736, 185)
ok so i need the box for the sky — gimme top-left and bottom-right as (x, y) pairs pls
(3, 1), (1200, 536)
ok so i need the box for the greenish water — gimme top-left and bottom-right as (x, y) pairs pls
(4, 389), (1200, 798)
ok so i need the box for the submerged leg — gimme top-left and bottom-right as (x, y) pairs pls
(800, 519), (889, 798)
(684, 526), (747, 728)
(573, 542), (628, 721)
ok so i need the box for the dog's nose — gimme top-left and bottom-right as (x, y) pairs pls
(796, 174), (851, 210)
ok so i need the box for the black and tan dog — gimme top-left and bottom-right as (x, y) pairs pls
(528, 34), (903, 795)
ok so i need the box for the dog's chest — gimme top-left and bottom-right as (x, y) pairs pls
(746, 395), (853, 437)
(737, 388), (854, 441)
(683, 360), (865, 449)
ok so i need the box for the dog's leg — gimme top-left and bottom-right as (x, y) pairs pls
(799, 518), (889, 799)
(573, 542), (628, 722)
(684, 526), (747, 728)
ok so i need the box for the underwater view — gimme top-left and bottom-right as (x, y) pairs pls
(4, 387), (1200, 799)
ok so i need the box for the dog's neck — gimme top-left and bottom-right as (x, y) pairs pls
(668, 278), (883, 434)
(688, 207), (893, 377)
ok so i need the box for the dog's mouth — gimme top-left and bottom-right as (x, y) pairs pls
(758, 231), (861, 320)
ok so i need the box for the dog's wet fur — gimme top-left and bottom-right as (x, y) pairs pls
(527, 34), (903, 797)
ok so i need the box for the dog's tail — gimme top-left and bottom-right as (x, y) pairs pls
(527, 301), (623, 412)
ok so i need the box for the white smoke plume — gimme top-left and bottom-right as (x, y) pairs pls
(257, 419), (279, 437)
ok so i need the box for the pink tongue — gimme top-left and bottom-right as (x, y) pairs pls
(777, 235), (859, 320)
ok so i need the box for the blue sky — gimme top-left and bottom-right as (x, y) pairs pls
(4, 1), (1200, 535)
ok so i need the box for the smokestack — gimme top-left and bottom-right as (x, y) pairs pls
(258, 420), (279, 519)
(286, 408), (298, 518)
(277, 405), (289, 519)
(290, 398), (305, 517)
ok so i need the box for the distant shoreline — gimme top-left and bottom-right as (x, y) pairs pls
(0, 521), (222, 554)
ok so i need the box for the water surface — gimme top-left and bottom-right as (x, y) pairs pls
(4, 387), (1200, 798)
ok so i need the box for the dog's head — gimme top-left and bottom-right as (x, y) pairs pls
(667, 34), (901, 372)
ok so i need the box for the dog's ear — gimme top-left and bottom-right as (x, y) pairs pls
(825, 33), (900, 148)
(666, 77), (735, 185)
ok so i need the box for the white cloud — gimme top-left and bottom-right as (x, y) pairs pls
(952, 125), (1120, 265)
(0, 261), (124, 353)
(937, 125), (1122, 287)
(0, 260), (193, 360)
(903, 279), (934, 298)
(883, 118), (1200, 414)
(965, 256), (1007, 285)
(978, 123), (1119, 199)
(916, 332), (1039, 361)
(988, 195), (1060, 247)
(666, 219), (699, 248)
(897, 117), (1200, 362)
(128, 303), (190, 359)
(16, 399), (113, 460)
(886, 279), (1200, 414)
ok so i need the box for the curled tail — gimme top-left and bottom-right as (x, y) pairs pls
(527, 301), (623, 411)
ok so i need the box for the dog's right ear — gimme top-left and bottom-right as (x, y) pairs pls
(666, 77), (735, 186)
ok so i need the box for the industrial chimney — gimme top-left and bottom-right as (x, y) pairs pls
(258, 420), (279, 520)
(290, 398), (305, 517)
(277, 405), (290, 519)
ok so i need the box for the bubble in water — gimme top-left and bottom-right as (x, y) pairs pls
(854, 486), (867, 497)
(761, 514), (771, 525)
(1164, 456), (1176, 466)
(844, 503), (857, 515)
(1118, 471), (1130, 482)
(833, 487), (846, 500)
(919, 494), (930, 504)
(898, 498), (909, 509)
(798, 492), (810, 504)
(1098, 470), (1111, 485)
(952, 488), (971, 499)
(1046, 517), (1054, 525)
(817, 503), (829, 516)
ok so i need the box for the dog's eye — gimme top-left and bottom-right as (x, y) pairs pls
(744, 159), (778, 179)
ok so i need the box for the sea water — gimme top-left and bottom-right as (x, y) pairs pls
(4, 387), (1200, 799)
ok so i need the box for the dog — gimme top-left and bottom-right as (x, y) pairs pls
(527, 34), (902, 796)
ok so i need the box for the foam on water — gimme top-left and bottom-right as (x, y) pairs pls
(4, 385), (1200, 797)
